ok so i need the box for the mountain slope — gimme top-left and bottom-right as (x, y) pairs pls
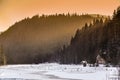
(0, 14), (106, 64)
(58, 7), (120, 65)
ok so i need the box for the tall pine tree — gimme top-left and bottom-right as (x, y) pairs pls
(0, 45), (7, 65)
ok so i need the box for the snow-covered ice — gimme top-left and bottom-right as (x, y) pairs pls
(0, 63), (118, 80)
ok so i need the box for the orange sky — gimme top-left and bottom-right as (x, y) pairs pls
(0, 0), (119, 31)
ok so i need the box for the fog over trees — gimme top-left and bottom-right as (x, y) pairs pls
(54, 6), (120, 65)
(0, 14), (104, 64)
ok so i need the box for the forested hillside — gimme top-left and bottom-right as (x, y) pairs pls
(55, 7), (120, 65)
(0, 14), (104, 64)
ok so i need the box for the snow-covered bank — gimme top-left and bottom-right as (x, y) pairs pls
(0, 63), (118, 80)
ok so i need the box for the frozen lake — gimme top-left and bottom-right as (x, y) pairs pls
(0, 63), (118, 80)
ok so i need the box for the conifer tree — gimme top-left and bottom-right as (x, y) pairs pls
(0, 45), (7, 65)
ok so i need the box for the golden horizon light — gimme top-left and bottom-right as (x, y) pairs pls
(0, 0), (119, 31)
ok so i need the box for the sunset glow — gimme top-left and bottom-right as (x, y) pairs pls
(0, 0), (119, 31)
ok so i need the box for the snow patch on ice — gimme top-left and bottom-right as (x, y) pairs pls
(0, 63), (118, 80)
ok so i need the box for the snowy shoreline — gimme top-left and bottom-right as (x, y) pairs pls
(0, 63), (118, 80)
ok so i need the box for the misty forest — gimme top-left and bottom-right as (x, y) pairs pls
(0, 6), (120, 66)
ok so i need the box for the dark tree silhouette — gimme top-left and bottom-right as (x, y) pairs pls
(57, 6), (120, 65)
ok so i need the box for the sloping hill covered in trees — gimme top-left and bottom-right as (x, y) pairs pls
(57, 7), (120, 65)
(0, 14), (105, 64)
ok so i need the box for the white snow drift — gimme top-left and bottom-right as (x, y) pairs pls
(0, 63), (118, 80)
